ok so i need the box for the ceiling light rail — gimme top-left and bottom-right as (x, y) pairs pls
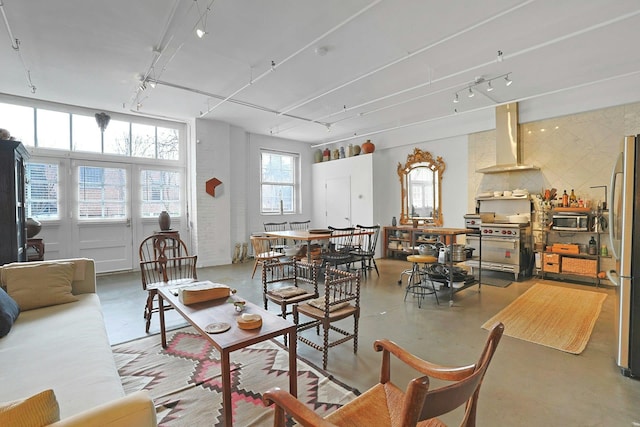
(1, 1), (36, 93)
(452, 73), (512, 104)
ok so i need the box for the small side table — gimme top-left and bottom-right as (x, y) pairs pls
(27, 238), (45, 261)
(153, 230), (182, 259)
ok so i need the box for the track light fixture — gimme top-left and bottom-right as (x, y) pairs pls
(504, 74), (513, 86)
(195, 1), (212, 39)
(451, 72), (513, 104)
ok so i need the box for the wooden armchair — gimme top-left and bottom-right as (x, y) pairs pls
(139, 234), (198, 332)
(263, 322), (504, 427)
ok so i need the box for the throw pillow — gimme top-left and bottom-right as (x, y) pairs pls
(0, 389), (60, 426)
(268, 286), (310, 298)
(3, 262), (78, 311)
(0, 287), (19, 338)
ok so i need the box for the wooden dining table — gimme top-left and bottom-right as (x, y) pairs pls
(264, 229), (372, 263)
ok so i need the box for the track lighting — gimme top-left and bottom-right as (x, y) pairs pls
(504, 75), (513, 86)
(452, 72), (512, 104)
(195, 1), (211, 39)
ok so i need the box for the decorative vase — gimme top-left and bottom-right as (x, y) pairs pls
(323, 148), (330, 162)
(352, 144), (361, 156)
(314, 149), (323, 163)
(158, 211), (171, 231)
(339, 146), (345, 158)
(332, 149), (340, 160)
(26, 217), (42, 238)
(362, 139), (375, 154)
(391, 216), (397, 227)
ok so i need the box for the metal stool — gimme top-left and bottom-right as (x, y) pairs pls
(402, 254), (439, 307)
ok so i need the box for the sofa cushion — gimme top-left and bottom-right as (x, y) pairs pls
(0, 389), (60, 426)
(3, 262), (78, 311)
(0, 288), (19, 338)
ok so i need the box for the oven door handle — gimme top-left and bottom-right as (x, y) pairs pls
(480, 236), (518, 243)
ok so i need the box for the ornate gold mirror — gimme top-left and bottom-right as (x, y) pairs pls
(397, 148), (445, 226)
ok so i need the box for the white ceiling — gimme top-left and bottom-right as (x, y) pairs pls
(2, 0), (640, 147)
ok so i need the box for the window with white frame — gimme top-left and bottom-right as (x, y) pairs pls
(260, 150), (298, 214)
(78, 166), (127, 219)
(25, 162), (59, 219)
(140, 169), (181, 217)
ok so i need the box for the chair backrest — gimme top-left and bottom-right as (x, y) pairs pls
(289, 220), (311, 231)
(322, 265), (360, 310)
(417, 322), (504, 425)
(355, 224), (381, 254)
(251, 235), (282, 259)
(264, 222), (288, 247)
(327, 226), (356, 253)
(262, 258), (319, 292)
(139, 234), (197, 288)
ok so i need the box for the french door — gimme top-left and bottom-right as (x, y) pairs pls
(71, 160), (135, 272)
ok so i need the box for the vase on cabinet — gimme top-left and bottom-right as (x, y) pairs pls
(158, 211), (171, 231)
(391, 216), (397, 227)
(362, 139), (375, 154)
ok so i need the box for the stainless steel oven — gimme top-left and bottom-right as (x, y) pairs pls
(465, 223), (531, 280)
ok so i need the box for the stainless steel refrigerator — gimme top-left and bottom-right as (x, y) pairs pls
(608, 135), (639, 377)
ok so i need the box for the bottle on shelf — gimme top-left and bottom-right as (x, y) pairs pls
(569, 189), (577, 206)
(562, 190), (569, 208)
(588, 236), (597, 255)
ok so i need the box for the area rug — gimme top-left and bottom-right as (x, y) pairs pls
(112, 327), (359, 426)
(481, 283), (607, 354)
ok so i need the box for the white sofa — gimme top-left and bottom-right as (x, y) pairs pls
(0, 258), (157, 426)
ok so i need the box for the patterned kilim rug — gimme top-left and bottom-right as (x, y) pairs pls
(481, 283), (607, 354)
(112, 327), (359, 426)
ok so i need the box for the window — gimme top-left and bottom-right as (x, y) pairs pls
(26, 162), (59, 219)
(72, 114), (102, 153)
(0, 103), (34, 145)
(260, 150), (298, 214)
(36, 109), (70, 150)
(140, 170), (181, 217)
(78, 166), (127, 219)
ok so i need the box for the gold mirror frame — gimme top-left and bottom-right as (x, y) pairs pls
(397, 148), (445, 226)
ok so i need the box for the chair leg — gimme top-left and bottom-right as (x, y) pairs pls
(251, 259), (260, 278)
(371, 258), (379, 276)
(322, 318), (330, 370)
(145, 291), (155, 333)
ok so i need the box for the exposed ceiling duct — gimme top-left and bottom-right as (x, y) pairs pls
(475, 102), (539, 173)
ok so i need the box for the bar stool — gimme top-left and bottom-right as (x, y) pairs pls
(402, 254), (439, 307)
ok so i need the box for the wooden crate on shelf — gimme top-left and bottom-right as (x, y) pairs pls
(552, 243), (580, 254)
(561, 257), (597, 276)
(542, 253), (561, 273)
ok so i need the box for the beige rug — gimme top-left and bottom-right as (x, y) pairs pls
(112, 327), (359, 426)
(482, 283), (607, 354)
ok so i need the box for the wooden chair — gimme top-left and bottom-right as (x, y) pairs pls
(294, 266), (360, 369)
(263, 322), (505, 427)
(251, 235), (286, 278)
(264, 221), (288, 252)
(288, 220), (311, 231)
(350, 224), (380, 278)
(320, 226), (356, 271)
(139, 235), (198, 333)
(262, 258), (319, 344)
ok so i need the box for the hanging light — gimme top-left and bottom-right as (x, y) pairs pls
(453, 93), (459, 103)
(467, 87), (474, 98)
(195, 2), (210, 39)
(486, 81), (494, 92)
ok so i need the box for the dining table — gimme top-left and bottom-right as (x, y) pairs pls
(264, 228), (372, 263)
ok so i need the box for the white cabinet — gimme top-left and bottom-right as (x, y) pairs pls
(311, 155), (374, 228)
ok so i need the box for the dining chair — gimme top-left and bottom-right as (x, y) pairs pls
(139, 235), (198, 332)
(250, 235), (286, 278)
(263, 322), (505, 427)
(320, 226), (356, 271)
(288, 220), (311, 231)
(350, 224), (380, 278)
(264, 221), (288, 252)
(294, 266), (360, 369)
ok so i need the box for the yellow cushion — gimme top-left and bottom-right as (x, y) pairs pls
(0, 389), (60, 426)
(3, 262), (78, 311)
(407, 255), (437, 264)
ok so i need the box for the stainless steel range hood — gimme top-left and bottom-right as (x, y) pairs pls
(476, 102), (539, 174)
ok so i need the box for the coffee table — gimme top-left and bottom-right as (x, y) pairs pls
(157, 284), (297, 427)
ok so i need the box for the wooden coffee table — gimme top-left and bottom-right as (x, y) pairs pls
(157, 285), (297, 427)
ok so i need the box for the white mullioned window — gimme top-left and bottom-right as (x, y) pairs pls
(260, 150), (298, 214)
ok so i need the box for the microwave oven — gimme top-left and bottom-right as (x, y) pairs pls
(552, 214), (590, 231)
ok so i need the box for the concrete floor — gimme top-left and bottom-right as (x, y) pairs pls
(97, 259), (640, 426)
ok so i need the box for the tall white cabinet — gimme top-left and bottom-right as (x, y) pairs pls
(311, 154), (374, 229)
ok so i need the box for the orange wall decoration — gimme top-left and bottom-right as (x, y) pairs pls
(205, 177), (222, 197)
